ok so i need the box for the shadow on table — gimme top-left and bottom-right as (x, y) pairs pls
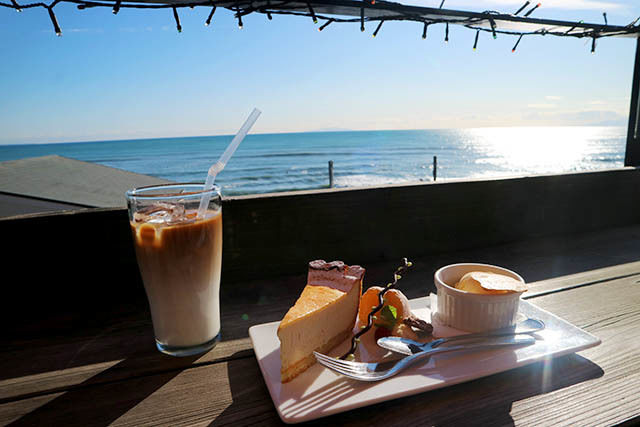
(2, 306), (153, 383)
(210, 344), (365, 426)
(7, 353), (200, 426)
(213, 350), (603, 426)
(312, 353), (603, 426)
(209, 348), (286, 426)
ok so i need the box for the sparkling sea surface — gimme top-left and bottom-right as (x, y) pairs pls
(0, 127), (626, 196)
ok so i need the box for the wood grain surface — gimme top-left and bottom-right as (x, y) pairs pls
(2, 270), (639, 426)
(2, 227), (640, 426)
(2, 224), (640, 402)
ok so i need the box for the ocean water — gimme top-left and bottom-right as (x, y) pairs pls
(0, 127), (626, 196)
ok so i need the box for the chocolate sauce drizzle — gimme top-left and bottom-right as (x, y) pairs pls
(340, 258), (412, 360)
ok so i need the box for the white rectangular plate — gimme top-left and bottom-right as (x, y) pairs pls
(248, 297), (600, 424)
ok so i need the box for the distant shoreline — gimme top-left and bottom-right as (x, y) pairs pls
(0, 125), (626, 147)
(0, 127), (626, 197)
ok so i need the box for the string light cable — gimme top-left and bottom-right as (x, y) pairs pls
(372, 19), (383, 37)
(514, 1), (529, 16)
(172, 6), (181, 32)
(1, 0), (637, 52)
(205, 4), (216, 25)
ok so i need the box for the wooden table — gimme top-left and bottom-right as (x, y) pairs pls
(2, 228), (640, 426)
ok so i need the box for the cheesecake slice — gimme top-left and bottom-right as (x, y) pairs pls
(277, 260), (365, 383)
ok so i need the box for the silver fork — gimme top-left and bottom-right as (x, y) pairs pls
(314, 334), (535, 381)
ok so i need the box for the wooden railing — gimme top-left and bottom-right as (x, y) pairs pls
(221, 167), (640, 281)
(2, 167), (639, 331)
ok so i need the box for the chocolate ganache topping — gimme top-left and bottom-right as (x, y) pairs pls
(309, 260), (346, 272)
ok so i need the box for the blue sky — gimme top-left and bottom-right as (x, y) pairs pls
(1, 0), (639, 144)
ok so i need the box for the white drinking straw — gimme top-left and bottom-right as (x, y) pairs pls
(197, 107), (262, 218)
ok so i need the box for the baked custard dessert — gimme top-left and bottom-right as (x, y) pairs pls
(434, 263), (527, 332)
(277, 260), (365, 383)
(455, 271), (527, 294)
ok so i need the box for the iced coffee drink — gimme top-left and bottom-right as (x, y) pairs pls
(126, 184), (222, 356)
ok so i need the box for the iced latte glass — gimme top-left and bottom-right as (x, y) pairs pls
(126, 183), (222, 356)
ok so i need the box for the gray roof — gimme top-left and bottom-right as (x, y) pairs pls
(0, 155), (170, 209)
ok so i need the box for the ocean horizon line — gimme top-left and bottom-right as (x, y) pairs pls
(0, 126), (627, 196)
(0, 124), (626, 147)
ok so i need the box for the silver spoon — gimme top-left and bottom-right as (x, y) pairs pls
(378, 318), (545, 356)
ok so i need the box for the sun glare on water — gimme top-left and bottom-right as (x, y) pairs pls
(466, 127), (621, 178)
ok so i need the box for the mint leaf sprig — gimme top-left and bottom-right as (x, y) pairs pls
(340, 258), (413, 360)
(374, 305), (398, 330)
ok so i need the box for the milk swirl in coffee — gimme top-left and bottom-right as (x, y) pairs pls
(131, 203), (222, 349)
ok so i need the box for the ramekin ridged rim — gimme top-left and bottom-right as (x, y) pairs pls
(434, 262), (525, 301)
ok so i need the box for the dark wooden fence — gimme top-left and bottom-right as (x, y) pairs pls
(3, 168), (639, 333)
(222, 167), (640, 280)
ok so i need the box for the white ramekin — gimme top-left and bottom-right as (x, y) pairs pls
(434, 263), (525, 332)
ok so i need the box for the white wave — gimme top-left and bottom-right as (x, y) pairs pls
(334, 174), (427, 188)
